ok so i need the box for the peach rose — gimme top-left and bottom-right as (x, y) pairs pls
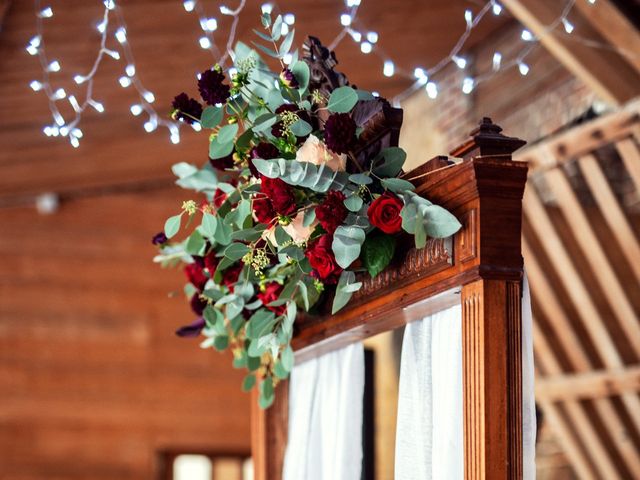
(283, 211), (316, 243)
(295, 134), (346, 172)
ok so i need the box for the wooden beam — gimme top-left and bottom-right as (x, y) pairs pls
(501, 0), (640, 104)
(525, 239), (640, 474)
(616, 137), (640, 191)
(577, 153), (640, 285)
(574, 0), (640, 75)
(537, 365), (640, 401)
(543, 166), (640, 355)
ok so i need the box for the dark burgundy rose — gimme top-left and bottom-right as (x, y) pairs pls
(152, 232), (168, 245)
(257, 282), (286, 315)
(185, 263), (208, 291)
(367, 192), (404, 234)
(171, 92), (203, 124)
(222, 263), (243, 292)
(175, 316), (205, 337)
(204, 252), (218, 277)
(279, 68), (299, 88)
(261, 177), (296, 216)
(213, 188), (227, 207)
(190, 293), (207, 316)
(305, 234), (343, 284)
(315, 190), (348, 234)
(249, 142), (280, 178)
(198, 68), (230, 105)
(252, 197), (276, 224)
(324, 112), (356, 154)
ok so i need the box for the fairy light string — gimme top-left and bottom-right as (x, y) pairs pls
(27, 0), (638, 146)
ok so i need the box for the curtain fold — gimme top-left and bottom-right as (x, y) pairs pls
(282, 342), (364, 480)
(395, 278), (536, 479)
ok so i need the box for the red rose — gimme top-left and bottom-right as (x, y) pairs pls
(222, 263), (243, 292)
(204, 252), (218, 277)
(213, 188), (227, 207)
(367, 192), (403, 234)
(315, 190), (347, 234)
(305, 234), (343, 284)
(252, 197), (276, 224)
(261, 177), (296, 216)
(185, 263), (208, 290)
(257, 282), (286, 315)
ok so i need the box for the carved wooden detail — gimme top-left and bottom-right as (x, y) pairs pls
(302, 36), (350, 96)
(353, 237), (453, 300)
(458, 208), (478, 263)
(507, 281), (523, 479)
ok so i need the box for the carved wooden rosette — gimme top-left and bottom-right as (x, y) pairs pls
(251, 111), (528, 478)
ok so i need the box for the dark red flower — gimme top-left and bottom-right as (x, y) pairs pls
(252, 197), (276, 224)
(367, 192), (403, 234)
(185, 263), (208, 291)
(171, 92), (203, 125)
(209, 149), (235, 170)
(315, 190), (347, 234)
(189, 293), (207, 316)
(222, 263), (243, 292)
(152, 232), (168, 245)
(204, 252), (218, 277)
(257, 282), (286, 315)
(279, 68), (299, 88)
(249, 142), (280, 178)
(213, 188), (227, 207)
(305, 234), (343, 284)
(176, 316), (205, 337)
(261, 177), (296, 216)
(324, 113), (356, 154)
(198, 68), (230, 105)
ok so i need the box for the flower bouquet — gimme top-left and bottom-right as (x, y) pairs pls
(154, 12), (461, 408)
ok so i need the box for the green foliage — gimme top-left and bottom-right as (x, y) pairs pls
(332, 225), (366, 269)
(361, 232), (396, 278)
(401, 191), (462, 248)
(164, 214), (182, 239)
(252, 158), (350, 193)
(332, 270), (362, 314)
(201, 106), (223, 128)
(373, 147), (406, 177)
(327, 86), (359, 113)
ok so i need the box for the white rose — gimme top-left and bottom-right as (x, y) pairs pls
(295, 134), (347, 172)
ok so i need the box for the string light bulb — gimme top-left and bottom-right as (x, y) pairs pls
(183, 1), (195, 12)
(462, 77), (475, 94)
(130, 104), (143, 116)
(360, 41), (372, 54)
(261, 3), (273, 14)
(201, 18), (218, 31)
(492, 52), (502, 71)
(452, 55), (467, 69)
(284, 13), (295, 25)
(199, 36), (211, 49)
(47, 60), (61, 72)
(518, 61), (530, 75)
(425, 81), (438, 99)
(383, 60), (395, 77)
(349, 30), (362, 42)
(115, 27), (127, 43)
(366, 31), (378, 43)
(492, 1), (502, 15)
(119, 76), (132, 87)
(562, 18), (574, 33)
(39, 6), (53, 18)
(340, 14), (352, 26)
(30, 80), (43, 91)
(464, 9), (473, 28)
(521, 29), (534, 41)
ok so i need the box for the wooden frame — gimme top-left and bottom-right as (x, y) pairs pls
(251, 118), (529, 479)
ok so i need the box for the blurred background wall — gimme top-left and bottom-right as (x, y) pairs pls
(1, 1), (639, 479)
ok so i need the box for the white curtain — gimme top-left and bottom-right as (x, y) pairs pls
(283, 342), (365, 480)
(395, 278), (536, 479)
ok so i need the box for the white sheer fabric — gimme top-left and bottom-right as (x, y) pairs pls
(282, 342), (364, 480)
(395, 279), (536, 479)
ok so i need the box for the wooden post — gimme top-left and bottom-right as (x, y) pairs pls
(251, 118), (528, 480)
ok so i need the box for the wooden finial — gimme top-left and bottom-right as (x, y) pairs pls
(449, 117), (526, 160)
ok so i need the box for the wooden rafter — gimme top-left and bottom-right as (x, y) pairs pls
(536, 365), (640, 401)
(501, 0), (640, 105)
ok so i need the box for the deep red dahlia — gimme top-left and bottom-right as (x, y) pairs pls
(171, 92), (203, 124)
(198, 68), (231, 105)
(315, 190), (347, 234)
(252, 197), (276, 224)
(324, 113), (356, 154)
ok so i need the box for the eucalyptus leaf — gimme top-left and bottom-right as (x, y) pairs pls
(332, 225), (366, 269)
(279, 29), (295, 56)
(164, 214), (182, 239)
(344, 194), (363, 212)
(349, 173), (373, 185)
(327, 86), (358, 113)
(242, 373), (256, 392)
(201, 213), (217, 238)
(361, 232), (396, 278)
(332, 270), (362, 314)
(209, 139), (234, 160)
(291, 61), (310, 92)
(213, 335), (229, 351)
(224, 242), (250, 260)
(253, 158), (350, 193)
(290, 119), (312, 137)
(201, 106), (223, 128)
(252, 41), (279, 58)
(217, 124), (239, 144)
(374, 147), (406, 177)
(381, 177), (415, 193)
(185, 230), (206, 256)
(246, 309), (277, 339)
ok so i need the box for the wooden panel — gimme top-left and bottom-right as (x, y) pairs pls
(251, 381), (288, 480)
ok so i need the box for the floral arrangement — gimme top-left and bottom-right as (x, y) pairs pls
(154, 12), (461, 408)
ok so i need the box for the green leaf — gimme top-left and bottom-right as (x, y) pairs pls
(374, 147), (407, 177)
(201, 213), (217, 238)
(291, 61), (310, 92)
(279, 29), (295, 56)
(201, 106), (223, 128)
(217, 124), (239, 144)
(251, 41), (279, 58)
(259, 377), (275, 409)
(290, 119), (312, 137)
(252, 28), (272, 42)
(246, 309), (277, 339)
(356, 90), (375, 100)
(252, 158), (350, 193)
(332, 270), (362, 314)
(274, 226), (292, 245)
(332, 225), (366, 269)
(247, 354), (262, 371)
(213, 219), (232, 245)
(297, 280), (309, 311)
(381, 177), (415, 193)
(344, 194), (363, 212)
(209, 139), (234, 160)
(303, 208), (316, 227)
(361, 232), (396, 278)
(242, 373), (256, 392)
(224, 242), (250, 260)
(271, 15), (283, 41)
(164, 214), (182, 239)
(349, 173), (372, 185)
(327, 86), (358, 113)
(261, 12), (271, 28)
(213, 335), (229, 351)
(281, 346), (294, 371)
(185, 230), (206, 256)
(402, 192), (462, 242)
(235, 128), (254, 150)
(251, 113), (278, 133)
(273, 361), (289, 379)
